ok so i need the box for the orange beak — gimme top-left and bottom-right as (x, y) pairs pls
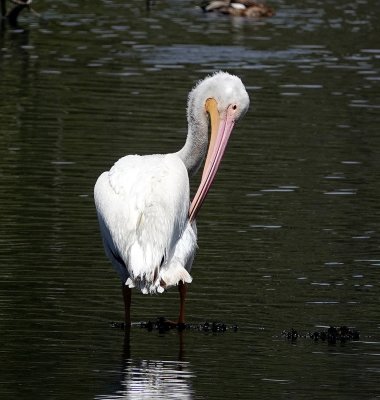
(189, 98), (236, 222)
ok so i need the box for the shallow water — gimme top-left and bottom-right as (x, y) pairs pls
(0, 0), (379, 399)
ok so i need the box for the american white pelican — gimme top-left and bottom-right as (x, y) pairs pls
(94, 71), (249, 327)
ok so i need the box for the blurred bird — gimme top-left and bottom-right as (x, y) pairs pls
(201, 0), (275, 17)
(1, 0), (38, 26)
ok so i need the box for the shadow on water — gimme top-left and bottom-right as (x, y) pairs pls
(96, 331), (194, 400)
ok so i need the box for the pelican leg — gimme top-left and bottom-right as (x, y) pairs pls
(122, 284), (132, 329)
(177, 281), (187, 325)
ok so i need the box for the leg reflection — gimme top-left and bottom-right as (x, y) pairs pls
(96, 330), (194, 399)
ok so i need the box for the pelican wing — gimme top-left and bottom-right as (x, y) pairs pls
(94, 153), (195, 293)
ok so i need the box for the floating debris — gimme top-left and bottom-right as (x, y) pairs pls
(281, 326), (360, 344)
(111, 317), (238, 333)
(283, 328), (299, 341)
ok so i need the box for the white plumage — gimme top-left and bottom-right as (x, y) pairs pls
(94, 71), (249, 325)
(95, 154), (196, 294)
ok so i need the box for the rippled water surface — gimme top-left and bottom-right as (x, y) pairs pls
(1, 1), (379, 399)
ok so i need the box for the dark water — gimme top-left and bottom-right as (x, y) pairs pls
(0, 0), (379, 399)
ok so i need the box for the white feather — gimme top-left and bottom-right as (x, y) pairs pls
(94, 153), (197, 294)
(230, 3), (246, 10)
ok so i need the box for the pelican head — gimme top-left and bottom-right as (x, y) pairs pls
(188, 71), (250, 221)
(187, 72), (249, 131)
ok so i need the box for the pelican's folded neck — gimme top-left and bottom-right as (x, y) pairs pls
(175, 87), (210, 177)
(176, 114), (209, 177)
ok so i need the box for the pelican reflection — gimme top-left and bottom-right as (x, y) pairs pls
(95, 332), (194, 400)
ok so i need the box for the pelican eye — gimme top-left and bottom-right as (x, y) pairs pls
(232, 104), (237, 110)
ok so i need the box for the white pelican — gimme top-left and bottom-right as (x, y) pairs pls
(94, 71), (250, 327)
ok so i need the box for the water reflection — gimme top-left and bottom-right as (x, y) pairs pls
(1, 0), (380, 399)
(140, 44), (318, 66)
(96, 333), (194, 400)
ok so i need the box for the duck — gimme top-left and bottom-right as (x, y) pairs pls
(201, 0), (275, 17)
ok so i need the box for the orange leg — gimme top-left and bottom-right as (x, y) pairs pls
(122, 284), (132, 329)
(177, 281), (187, 324)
